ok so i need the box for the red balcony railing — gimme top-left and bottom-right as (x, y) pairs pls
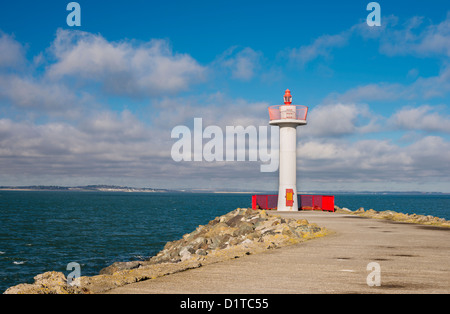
(268, 105), (308, 121)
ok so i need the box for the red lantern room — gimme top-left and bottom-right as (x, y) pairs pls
(283, 89), (292, 105)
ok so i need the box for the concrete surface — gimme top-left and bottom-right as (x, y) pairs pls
(105, 211), (450, 294)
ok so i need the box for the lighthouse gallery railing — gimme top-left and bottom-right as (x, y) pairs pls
(268, 105), (308, 121)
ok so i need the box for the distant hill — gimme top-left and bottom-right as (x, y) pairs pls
(0, 185), (172, 192)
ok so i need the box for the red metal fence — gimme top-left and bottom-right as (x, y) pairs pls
(252, 195), (278, 210)
(252, 195), (335, 212)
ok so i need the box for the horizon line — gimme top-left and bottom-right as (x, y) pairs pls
(0, 185), (448, 195)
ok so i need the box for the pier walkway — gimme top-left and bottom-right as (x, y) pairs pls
(105, 211), (450, 294)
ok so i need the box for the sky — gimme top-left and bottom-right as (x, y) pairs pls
(0, 0), (449, 192)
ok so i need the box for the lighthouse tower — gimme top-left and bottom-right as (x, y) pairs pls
(269, 90), (308, 211)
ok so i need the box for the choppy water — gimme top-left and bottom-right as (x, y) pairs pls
(0, 191), (448, 293)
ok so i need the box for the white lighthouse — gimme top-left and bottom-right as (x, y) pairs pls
(269, 90), (308, 211)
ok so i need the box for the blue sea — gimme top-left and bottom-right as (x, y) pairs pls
(0, 191), (449, 293)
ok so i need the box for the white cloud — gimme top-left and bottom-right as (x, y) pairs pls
(288, 32), (350, 67)
(327, 83), (404, 103)
(46, 29), (207, 97)
(304, 103), (379, 137)
(216, 47), (262, 81)
(287, 12), (450, 73)
(328, 65), (450, 103)
(0, 32), (26, 69)
(390, 105), (450, 133)
(411, 65), (450, 99)
(349, 13), (450, 58)
(1, 93), (449, 191)
(79, 109), (151, 140)
(152, 93), (269, 128)
(0, 75), (76, 110)
(298, 136), (450, 183)
(406, 136), (450, 174)
(0, 112), (170, 178)
(0, 95), (272, 183)
(287, 15), (400, 68)
(304, 13), (450, 104)
(351, 15), (399, 40)
(379, 13), (450, 58)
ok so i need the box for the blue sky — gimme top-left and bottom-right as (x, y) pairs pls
(0, 1), (449, 192)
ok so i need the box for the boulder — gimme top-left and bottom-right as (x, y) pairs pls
(100, 261), (142, 275)
(4, 271), (68, 294)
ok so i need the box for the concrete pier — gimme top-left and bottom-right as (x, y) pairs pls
(105, 211), (450, 294)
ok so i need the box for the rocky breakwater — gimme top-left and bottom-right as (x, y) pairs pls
(4, 208), (328, 294)
(335, 206), (450, 227)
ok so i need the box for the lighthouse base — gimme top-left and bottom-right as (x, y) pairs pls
(276, 185), (299, 212)
(251, 195), (335, 212)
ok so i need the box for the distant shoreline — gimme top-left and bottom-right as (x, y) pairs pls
(0, 188), (166, 192)
(0, 185), (171, 193)
(0, 186), (448, 195)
